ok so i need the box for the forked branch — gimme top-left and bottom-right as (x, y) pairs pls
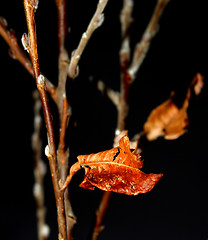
(90, 1), (170, 239)
(0, 17), (57, 101)
(23, 1), (67, 239)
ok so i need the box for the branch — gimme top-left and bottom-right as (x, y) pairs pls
(0, 17), (57, 101)
(32, 90), (50, 240)
(116, 0), (134, 133)
(23, 1), (67, 239)
(128, 0), (170, 81)
(55, 0), (70, 115)
(68, 0), (109, 79)
(91, 191), (112, 240)
(55, 1), (77, 239)
(90, 1), (134, 239)
(90, 0), (169, 237)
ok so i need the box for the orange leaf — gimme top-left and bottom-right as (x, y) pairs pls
(62, 136), (163, 195)
(143, 92), (188, 140)
(143, 73), (204, 141)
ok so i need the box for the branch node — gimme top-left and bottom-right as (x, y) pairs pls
(59, 179), (64, 189)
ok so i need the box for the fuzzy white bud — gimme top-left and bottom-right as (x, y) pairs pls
(33, 183), (41, 198)
(45, 145), (50, 157)
(21, 33), (30, 53)
(96, 13), (105, 28)
(40, 224), (50, 238)
(37, 74), (45, 85)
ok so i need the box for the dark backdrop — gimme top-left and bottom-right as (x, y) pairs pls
(0, 1), (208, 239)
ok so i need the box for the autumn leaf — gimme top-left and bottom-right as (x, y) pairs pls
(143, 73), (204, 141)
(61, 136), (162, 195)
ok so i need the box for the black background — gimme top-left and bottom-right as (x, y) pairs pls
(1, 1), (208, 239)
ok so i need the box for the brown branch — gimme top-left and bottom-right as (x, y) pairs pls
(55, 0), (70, 114)
(32, 90), (50, 240)
(57, 96), (76, 240)
(128, 0), (170, 81)
(0, 16), (57, 101)
(55, 1), (76, 239)
(56, 0), (67, 54)
(23, 1), (67, 239)
(90, 2), (133, 239)
(68, 0), (109, 79)
(0, 17), (33, 74)
(90, 0), (170, 238)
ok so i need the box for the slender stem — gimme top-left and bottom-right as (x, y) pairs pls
(68, 0), (109, 79)
(91, 191), (112, 240)
(55, 0), (76, 239)
(23, 1), (67, 239)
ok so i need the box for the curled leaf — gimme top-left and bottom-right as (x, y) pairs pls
(143, 92), (188, 140)
(143, 73), (204, 141)
(62, 136), (162, 195)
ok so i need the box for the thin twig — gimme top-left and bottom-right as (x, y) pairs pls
(128, 0), (170, 81)
(55, 0), (70, 115)
(117, 0), (134, 133)
(0, 17), (57, 101)
(91, 191), (112, 240)
(23, 1), (67, 239)
(32, 90), (50, 240)
(68, 0), (109, 79)
(55, 0), (76, 239)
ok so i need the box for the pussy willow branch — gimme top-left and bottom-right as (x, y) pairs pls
(68, 0), (109, 79)
(55, 1), (76, 239)
(23, 1), (67, 239)
(0, 17), (57, 101)
(32, 90), (49, 240)
(90, 2), (133, 239)
(91, 0), (170, 239)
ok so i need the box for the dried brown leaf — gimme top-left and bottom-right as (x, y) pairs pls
(77, 136), (162, 195)
(62, 136), (162, 195)
(143, 73), (204, 141)
(143, 92), (187, 140)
